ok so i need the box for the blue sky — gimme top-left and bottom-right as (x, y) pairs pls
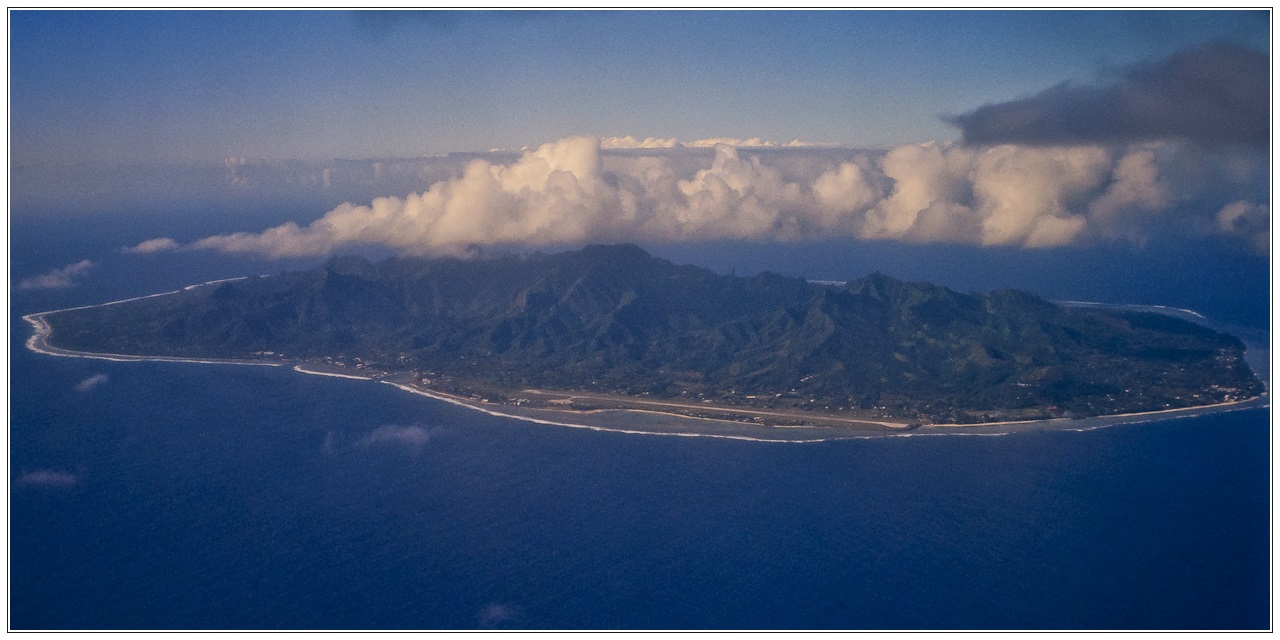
(7, 8), (1271, 310)
(10, 9), (1269, 165)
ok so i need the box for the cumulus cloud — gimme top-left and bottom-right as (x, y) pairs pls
(357, 424), (434, 450)
(18, 469), (78, 488)
(18, 259), (94, 290)
(133, 134), (1267, 257)
(1213, 201), (1269, 255)
(122, 237), (181, 254)
(948, 42), (1268, 148)
(75, 373), (109, 392)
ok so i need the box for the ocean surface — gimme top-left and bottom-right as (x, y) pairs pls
(9, 217), (1272, 630)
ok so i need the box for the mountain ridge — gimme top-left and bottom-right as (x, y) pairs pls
(41, 244), (1264, 423)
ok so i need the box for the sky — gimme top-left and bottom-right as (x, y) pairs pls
(7, 9), (1272, 318)
(9, 10), (1269, 165)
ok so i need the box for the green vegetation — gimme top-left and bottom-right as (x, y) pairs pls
(45, 244), (1263, 423)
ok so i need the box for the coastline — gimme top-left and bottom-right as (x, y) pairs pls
(297, 363), (1268, 440)
(24, 284), (1270, 442)
(21, 276), (271, 366)
(23, 308), (281, 368)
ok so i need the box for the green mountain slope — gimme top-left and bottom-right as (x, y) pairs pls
(45, 244), (1263, 422)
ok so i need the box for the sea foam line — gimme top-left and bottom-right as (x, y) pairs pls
(22, 276), (283, 367)
(23, 310), (280, 367)
(292, 365), (372, 381)
(1055, 299), (1207, 320)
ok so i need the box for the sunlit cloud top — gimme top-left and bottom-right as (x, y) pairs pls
(126, 130), (1267, 257)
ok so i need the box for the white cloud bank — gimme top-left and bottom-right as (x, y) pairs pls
(18, 259), (94, 290)
(129, 135), (1268, 258)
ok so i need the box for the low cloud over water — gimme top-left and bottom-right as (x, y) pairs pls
(18, 259), (94, 290)
(357, 424), (435, 451)
(75, 373), (109, 392)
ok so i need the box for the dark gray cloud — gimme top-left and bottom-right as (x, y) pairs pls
(948, 42), (1268, 148)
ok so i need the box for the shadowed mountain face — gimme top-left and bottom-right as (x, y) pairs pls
(45, 244), (1262, 421)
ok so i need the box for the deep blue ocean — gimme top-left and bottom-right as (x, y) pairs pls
(9, 214), (1272, 630)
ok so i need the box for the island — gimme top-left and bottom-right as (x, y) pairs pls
(29, 244), (1265, 432)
